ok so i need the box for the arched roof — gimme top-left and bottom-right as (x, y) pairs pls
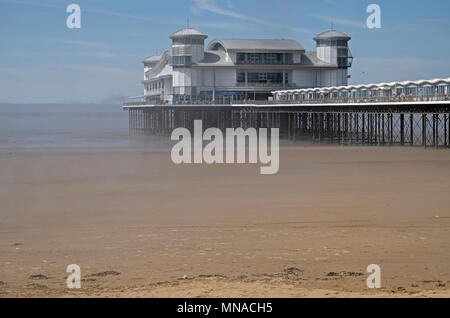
(207, 38), (305, 52)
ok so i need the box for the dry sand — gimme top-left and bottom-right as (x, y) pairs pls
(0, 146), (449, 298)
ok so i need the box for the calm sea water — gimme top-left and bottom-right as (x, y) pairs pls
(0, 104), (173, 149)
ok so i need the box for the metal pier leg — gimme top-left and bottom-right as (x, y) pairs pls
(410, 114), (414, 146)
(435, 114), (439, 149)
(446, 113), (449, 148)
(318, 113), (322, 143)
(423, 114), (427, 148)
(377, 113), (381, 145)
(312, 113), (316, 142)
(287, 113), (291, 140)
(346, 113), (349, 144)
(400, 113), (405, 145)
(356, 113), (359, 143)
(349, 113), (353, 145)
(136, 109), (141, 132)
(433, 114), (436, 148)
(389, 113), (394, 145)
(362, 113), (365, 143)
(444, 114), (448, 147)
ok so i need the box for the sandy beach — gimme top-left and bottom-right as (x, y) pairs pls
(0, 146), (449, 298)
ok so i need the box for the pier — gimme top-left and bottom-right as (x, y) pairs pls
(123, 102), (450, 148)
(123, 78), (450, 148)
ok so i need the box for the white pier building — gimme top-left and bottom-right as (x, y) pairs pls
(139, 27), (353, 104)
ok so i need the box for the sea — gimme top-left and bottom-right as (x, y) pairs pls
(0, 104), (173, 149)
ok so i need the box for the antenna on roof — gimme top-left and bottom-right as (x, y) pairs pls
(331, 21), (334, 30)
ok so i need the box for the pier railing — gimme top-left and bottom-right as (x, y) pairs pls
(124, 94), (449, 107)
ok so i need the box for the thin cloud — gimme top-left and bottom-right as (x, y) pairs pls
(192, 0), (311, 33)
(310, 14), (366, 29)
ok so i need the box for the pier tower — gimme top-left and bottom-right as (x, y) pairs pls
(314, 30), (353, 86)
(169, 28), (208, 101)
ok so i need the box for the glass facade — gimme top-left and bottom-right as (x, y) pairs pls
(316, 39), (348, 47)
(172, 38), (204, 45)
(236, 53), (293, 65)
(337, 47), (353, 68)
(237, 71), (288, 84)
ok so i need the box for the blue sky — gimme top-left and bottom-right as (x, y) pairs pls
(1, 0), (449, 103)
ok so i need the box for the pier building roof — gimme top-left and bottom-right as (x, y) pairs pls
(314, 30), (351, 41)
(142, 55), (162, 64)
(207, 39), (305, 52)
(169, 28), (208, 40)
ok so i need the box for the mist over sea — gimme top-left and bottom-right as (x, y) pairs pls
(0, 104), (173, 149)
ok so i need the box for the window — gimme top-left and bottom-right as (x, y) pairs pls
(235, 53), (293, 65)
(267, 72), (282, 83)
(242, 72), (287, 84)
(237, 72), (245, 83)
(337, 48), (348, 56)
(247, 72), (259, 83)
(259, 72), (267, 82)
(237, 53), (246, 64)
(248, 53), (260, 64)
(337, 48), (352, 68)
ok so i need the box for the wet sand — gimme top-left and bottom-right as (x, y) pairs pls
(0, 146), (449, 297)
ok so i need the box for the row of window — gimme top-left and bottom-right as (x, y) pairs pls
(171, 56), (192, 66)
(236, 53), (294, 65)
(237, 72), (289, 84)
(316, 39), (348, 47)
(146, 80), (165, 91)
(172, 38), (204, 45)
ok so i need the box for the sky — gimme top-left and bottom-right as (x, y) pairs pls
(1, 0), (450, 104)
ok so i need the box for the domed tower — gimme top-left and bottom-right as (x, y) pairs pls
(169, 28), (208, 65)
(169, 28), (208, 100)
(314, 30), (352, 69)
